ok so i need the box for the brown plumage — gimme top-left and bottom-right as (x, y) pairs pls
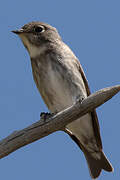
(12, 22), (113, 179)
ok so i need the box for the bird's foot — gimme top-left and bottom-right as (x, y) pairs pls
(75, 95), (85, 104)
(40, 112), (55, 122)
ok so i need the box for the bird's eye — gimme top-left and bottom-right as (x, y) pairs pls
(34, 26), (44, 33)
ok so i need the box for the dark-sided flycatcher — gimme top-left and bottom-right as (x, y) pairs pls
(12, 22), (113, 179)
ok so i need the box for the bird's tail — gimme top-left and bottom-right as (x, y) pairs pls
(82, 146), (113, 179)
(67, 132), (113, 179)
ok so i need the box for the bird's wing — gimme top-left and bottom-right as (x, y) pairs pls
(75, 59), (102, 148)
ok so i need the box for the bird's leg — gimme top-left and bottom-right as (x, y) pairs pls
(40, 112), (57, 123)
(75, 95), (85, 104)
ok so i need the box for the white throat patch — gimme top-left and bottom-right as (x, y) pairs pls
(19, 34), (46, 58)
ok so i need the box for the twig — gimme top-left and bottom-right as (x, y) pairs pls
(0, 85), (120, 159)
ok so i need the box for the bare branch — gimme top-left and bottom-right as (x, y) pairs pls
(0, 85), (120, 159)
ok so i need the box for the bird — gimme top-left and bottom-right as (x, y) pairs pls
(12, 21), (113, 179)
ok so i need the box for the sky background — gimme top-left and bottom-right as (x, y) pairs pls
(0, 0), (120, 179)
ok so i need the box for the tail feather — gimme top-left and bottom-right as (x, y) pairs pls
(67, 132), (113, 179)
(82, 147), (113, 179)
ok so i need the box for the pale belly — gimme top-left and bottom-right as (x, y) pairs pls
(32, 59), (96, 151)
(39, 68), (95, 150)
(47, 78), (95, 151)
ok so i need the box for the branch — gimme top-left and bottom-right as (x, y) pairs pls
(0, 85), (120, 159)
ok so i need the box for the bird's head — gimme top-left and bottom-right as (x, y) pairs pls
(12, 22), (61, 58)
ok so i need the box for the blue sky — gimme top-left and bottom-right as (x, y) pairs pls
(0, 0), (120, 179)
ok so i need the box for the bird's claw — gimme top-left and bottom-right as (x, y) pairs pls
(40, 112), (55, 122)
(75, 95), (85, 104)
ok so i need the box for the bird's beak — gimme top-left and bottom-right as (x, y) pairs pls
(11, 29), (24, 34)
